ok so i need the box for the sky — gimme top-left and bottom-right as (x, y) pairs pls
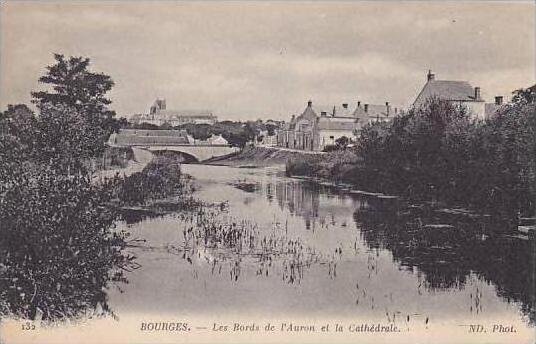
(1, 1), (535, 121)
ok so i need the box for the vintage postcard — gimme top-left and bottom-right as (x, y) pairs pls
(0, 1), (534, 343)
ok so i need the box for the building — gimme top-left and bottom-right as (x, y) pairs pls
(131, 98), (218, 126)
(317, 103), (358, 149)
(352, 101), (398, 125)
(413, 70), (487, 119)
(277, 100), (394, 152)
(195, 134), (229, 146)
(413, 70), (511, 120)
(277, 101), (319, 151)
(255, 129), (278, 146)
(484, 96), (507, 119)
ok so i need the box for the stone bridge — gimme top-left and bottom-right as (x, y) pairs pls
(128, 144), (238, 162)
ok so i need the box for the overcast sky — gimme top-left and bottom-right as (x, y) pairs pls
(1, 1), (534, 120)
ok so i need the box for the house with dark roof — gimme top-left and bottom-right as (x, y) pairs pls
(413, 70), (487, 120)
(277, 99), (394, 151)
(352, 101), (398, 126)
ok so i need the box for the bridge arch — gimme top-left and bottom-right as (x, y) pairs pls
(151, 150), (199, 163)
(146, 145), (238, 162)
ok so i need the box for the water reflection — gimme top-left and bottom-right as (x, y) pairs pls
(231, 171), (534, 325)
(354, 205), (535, 325)
(110, 164), (533, 328)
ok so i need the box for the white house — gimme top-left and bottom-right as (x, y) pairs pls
(413, 70), (486, 120)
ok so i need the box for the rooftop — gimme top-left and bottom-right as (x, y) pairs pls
(317, 116), (357, 130)
(413, 71), (484, 108)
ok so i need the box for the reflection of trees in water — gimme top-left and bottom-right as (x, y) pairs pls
(354, 207), (535, 324)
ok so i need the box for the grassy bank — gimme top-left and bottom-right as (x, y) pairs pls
(285, 149), (361, 182)
(205, 145), (323, 167)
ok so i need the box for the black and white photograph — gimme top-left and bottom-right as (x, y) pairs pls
(0, 1), (534, 343)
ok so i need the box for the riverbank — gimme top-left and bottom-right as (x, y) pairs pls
(203, 145), (324, 167)
(286, 152), (535, 238)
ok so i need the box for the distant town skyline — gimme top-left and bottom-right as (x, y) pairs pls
(1, 1), (535, 121)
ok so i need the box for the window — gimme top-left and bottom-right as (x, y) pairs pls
(329, 136), (334, 139)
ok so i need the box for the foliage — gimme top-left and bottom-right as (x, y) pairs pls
(286, 150), (359, 182)
(355, 98), (475, 201)
(322, 144), (338, 152)
(0, 158), (131, 320)
(172, 120), (262, 148)
(0, 54), (132, 321)
(116, 155), (187, 206)
(129, 122), (159, 130)
(335, 135), (350, 149)
(38, 104), (110, 171)
(175, 123), (212, 140)
(0, 104), (38, 163)
(470, 93), (536, 217)
(31, 54), (117, 156)
(265, 123), (277, 136)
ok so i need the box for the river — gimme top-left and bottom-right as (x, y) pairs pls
(107, 163), (533, 336)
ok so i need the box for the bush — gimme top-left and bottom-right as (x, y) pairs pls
(322, 144), (338, 152)
(117, 156), (186, 205)
(0, 162), (131, 320)
(285, 157), (317, 177)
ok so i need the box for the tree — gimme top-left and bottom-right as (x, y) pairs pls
(0, 56), (132, 321)
(473, 85), (536, 218)
(266, 123), (277, 136)
(31, 54), (117, 149)
(177, 123), (212, 140)
(0, 104), (38, 160)
(0, 162), (130, 320)
(36, 103), (107, 171)
(335, 136), (350, 149)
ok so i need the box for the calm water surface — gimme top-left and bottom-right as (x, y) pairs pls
(108, 164), (534, 329)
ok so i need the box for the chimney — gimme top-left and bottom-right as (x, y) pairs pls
(474, 87), (481, 100)
(357, 101), (361, 107)
(395, 107), (398, 115)
(364, 104), (369, 113)
(385, 102), (390, 116)
(427, 70), (435, 81)
(307, 100), (312, 107)
(342, 103), (348, 109)
(495, 95), (503, 105)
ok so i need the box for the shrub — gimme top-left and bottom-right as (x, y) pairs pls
(0, 163), (131, 320)
(117, 156), (186, 205)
